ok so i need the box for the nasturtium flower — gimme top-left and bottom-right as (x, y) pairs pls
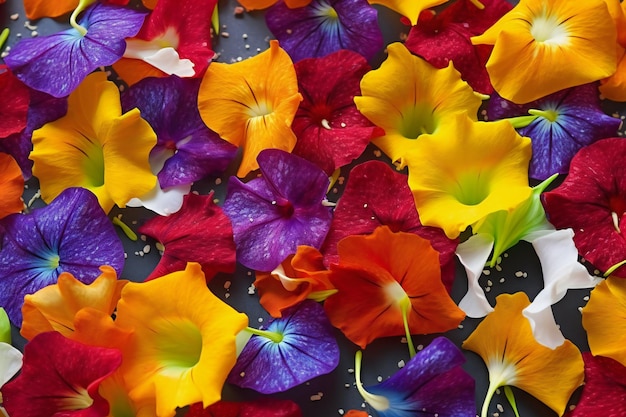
(0, 153), (23, 220)
(265, 0), (383, 62)
(0, 67), (29, 139)
(291, 50), (383, 174)
(228, 300), (339, 393)
(138, 192), (237, 281)
(462, 292), (584, 417)
(406, 116), (532, 239)
(98, 372), (158, 417)
(324, 226), (465, 349)
(113, 0), (217, 86)
(488, 83), (621, 180)
(2, 331), (122, 417)
(354, 43), (481, 168)
(20, 265), (127, 342)
(355, 337), (475, 417)
(187, 399), (303, 417)
(582, 275), (626, 367)
(198, 40), (302, 177)
(30, 72), (157, 213)
(321, 160), (458, 291)
(4, 3), (146, 98)
(472, 0), (617, 104)
(0, 187), (125, 326)
(542, 138), (626, 278)
(121, 76), (237, 189)
(115, 263), (248, 417)
(223, 149), (332, 272)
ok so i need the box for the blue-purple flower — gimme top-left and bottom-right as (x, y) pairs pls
(265, 0), (383, 62)
(223, 149), (332, 271)
(0, 187), (125, 325)
(4, 3), (146, 98)
(228, 300), (339, 393)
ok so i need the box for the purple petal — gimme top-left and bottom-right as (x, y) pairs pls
(265, 0), (383, 62)
(228, 300), (339, 393)
(121, 76), (237, 187)
(0, 188), (125, 326)
(5, 3), (146, 97)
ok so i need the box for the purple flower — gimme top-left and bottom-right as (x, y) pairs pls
(121, 76), (237, 188)
(228, 300), (339, 393)
(265, 0), (383, 62)
(223, 149), (332, 271)
(0, 188), (125, 326)
(4, 3), (146, 98)
(487, 83), (621, 180)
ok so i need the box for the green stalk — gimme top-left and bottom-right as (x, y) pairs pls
(399, 296), (417, 358)
(112, 217), (138, 241)
(505, 115), (539, 129)
(481, 379), (500, 417)
(0, 28), (9, 50)
(244, 326), (284, 343)
(504, 386), (521, 417)
(70, 0), (97, 36)
(354, 351), (390, 411)
(604, 259), (626, 277)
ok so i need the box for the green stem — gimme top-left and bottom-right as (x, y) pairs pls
(604, 259), (626, 277)
(69, 0), (97, 36)
(112, 217), (138, 241)
(400, 296), (417, 358)
(468, 0), (485, 9)
(211, 4), (220, 35)
(528, 108), (558, 122)
(504, 115), (539, 129)
(504, 386), (521, 417)
(244, 326), (283, 343)
(481, 379), (500, 417)
(0, 28), (9, 50)
(354, 350), (390, 411)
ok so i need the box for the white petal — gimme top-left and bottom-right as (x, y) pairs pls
(522, 228), (602, 348)
(0, 342), (22, 388)
(457, 233), (495, 318)
(124, 39), (195, 77)
(126, 183), (191, 216)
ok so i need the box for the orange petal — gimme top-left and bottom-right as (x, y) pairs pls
(0, 153), (24, 219)
(23, 0), (77, 20)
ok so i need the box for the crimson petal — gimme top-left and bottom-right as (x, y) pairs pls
(0, 66), (29, 139)
(187, 399), (302, 417)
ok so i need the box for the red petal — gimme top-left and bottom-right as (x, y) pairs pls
(187, 399), (303, 417)
(0, 66), (30, 139)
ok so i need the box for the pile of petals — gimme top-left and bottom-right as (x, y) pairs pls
(3, 0), (626, 416)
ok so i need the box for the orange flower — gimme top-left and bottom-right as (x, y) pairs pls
(22, 0), (78, 20)
(0, 153), (24, 219)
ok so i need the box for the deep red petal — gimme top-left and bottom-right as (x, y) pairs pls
(0, 66), (30, 139)
(187, 399), (303, 417)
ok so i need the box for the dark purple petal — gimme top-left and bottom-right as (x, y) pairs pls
(228, 300), (339, 393)
(265, 0), (383, 62)
(0, 188), (125, 325)
(5, 3), (146, 97)
(121, 76), (237, 187)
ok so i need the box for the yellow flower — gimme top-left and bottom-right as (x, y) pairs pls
(354, 42), (481, 169)
(115, 263), (248, 417)
(582, 275), (626, 366)
(365, 0), (448, 25)
(30, 72), (157, 212)
(198, 40), (302, 177)
(472, 0), (617, 104)
(463, 292), (584, 417)
(406, 116), (532, 239)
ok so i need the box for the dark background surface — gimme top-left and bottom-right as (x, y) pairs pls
(1, 0), (620, 416)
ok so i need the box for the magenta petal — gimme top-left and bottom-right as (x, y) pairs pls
(3, 332), (122, 417)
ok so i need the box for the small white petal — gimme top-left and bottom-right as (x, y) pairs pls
(126, 183), (191, 216)
(457, 233), (495, 318)
(0, 342), (22, 388)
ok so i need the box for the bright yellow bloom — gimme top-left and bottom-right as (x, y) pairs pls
(472, 0), (617, 104)
(354, 43), (481, 169)
(463, 292), (584, 417)
(198, 40), (302, 177)
(366, 0), (448, 25)
(30, 72), (157, 212)
(582, 276), (626, 366)
(115, 263), (248, 417)
(406, 116), (532, 239)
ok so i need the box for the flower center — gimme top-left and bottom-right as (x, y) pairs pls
(48, 254), (61, 270)
(156, 319), (203, 373)
(248, 101), (273, 118)
(55, 386), (94, 411)
(530, 13), (568, 45)
(83, 143), (105, 187)
(400, 104), (437, 139)
(313, 0), (339, 20)
(452, 171), (491, 206)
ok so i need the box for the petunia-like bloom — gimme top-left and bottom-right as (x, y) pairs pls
(355, 337), (475, 417)
(472, 0), (617, 104)
(324, 226), (465, 350)
(113, 0), (217, 86)
(4, 3), (146, 98)
(542, 138), (626, 278)
(582, 275), (626, 367)
(462, 292), (584, 417)
(198, 41), (302, 177)
(122, 76), (237, 188)
(321, 160), (458, 291)
(0, 187), (125, 326)
(138, 192), (237, 281)
(2, 331), (122, 417)
(187, 399), (303, 417)
(115, 263), (248, 417)
(20, 265), (127, 341)
(254, 245), (335, 318)
(0, 153), (24, 220)
(487, 83), (621, 180)
(265, 0), (383, 63)
(406, 115), (532, 239)
(405, 0), (512, 95)
(223, 149), (332, 272)
(291, 50), (383, 174)
(30, 72), (157, 213)
(0, 66), (29, 139)
(228, 300), (339, 393)
(565, 353), (626, 417)
(354, 43), (481, 168)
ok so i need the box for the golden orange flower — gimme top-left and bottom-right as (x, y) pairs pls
(0, 153), (24, 219)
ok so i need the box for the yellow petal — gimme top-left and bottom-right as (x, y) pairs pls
(198, 40), (302, 177)
(366, 0), (448, 25)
